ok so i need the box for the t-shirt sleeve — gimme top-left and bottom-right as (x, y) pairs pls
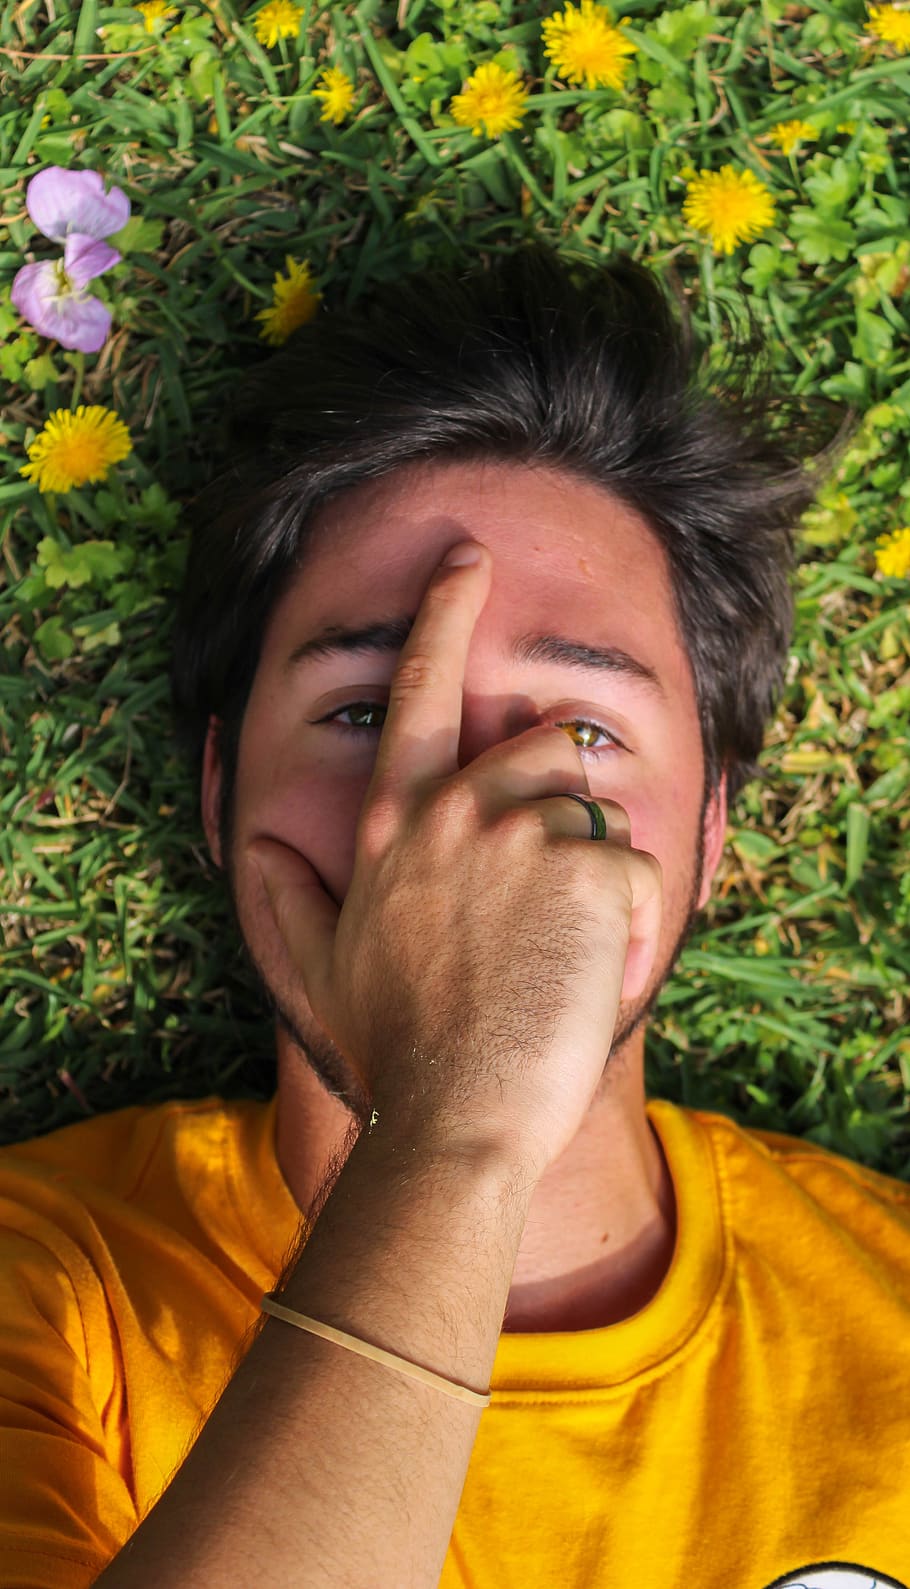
(0, 1205), (139, 1588)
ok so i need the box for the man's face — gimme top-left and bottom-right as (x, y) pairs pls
(201, 458), (726, 1115)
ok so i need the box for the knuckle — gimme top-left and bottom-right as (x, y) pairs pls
(389, 652), (442, 698)
(357, 794), (401, 861)
(491, 800), (540, 846)
(429, 777), (482, 834)
(636, 848), (663, 888)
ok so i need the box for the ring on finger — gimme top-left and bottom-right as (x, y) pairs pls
(562, 792), (608, 841)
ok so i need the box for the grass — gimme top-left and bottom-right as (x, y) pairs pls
(1, 0), (909, 1176)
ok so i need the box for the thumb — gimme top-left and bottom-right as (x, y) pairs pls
(620, 850), (663, 1004)
(247, 837), (340, 1008)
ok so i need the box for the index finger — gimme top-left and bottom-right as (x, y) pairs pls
(368, 540), (491, 795)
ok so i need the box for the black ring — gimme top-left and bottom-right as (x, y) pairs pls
(562, 793), (608, 840)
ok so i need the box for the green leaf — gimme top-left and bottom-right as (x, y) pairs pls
(166, 15), (215, 49)
(41, 88), (72, 120)
(633, 23), (691, 83)
(15, 571), (50, 606)
(135, 483), (182, 533)
(34, 133), (80, 165)
(649, 0), (714, 58)
(851, 309), (894, 367)
(595, 107), (649, 147)
(870, 460), (903, 492)
(93, 490), (121, 530)
(800, 11), (865, 56)
(790, 208), (856, 265)
(647, 82), (695, 123)
(845, 804), (870, 890)
(803, 155), (861, 216)
(33, 617), (75, 662)
(800, 491), (857, 548)
(862, 761), (910, 806)
(97, 20), (146, 52)
(72, 617), (122, 652)
(732, 831), (784, 865)
(403, 33), (439, 73)
(0, 336), (33, 384)
(36, 539), (133, 591)
(869, 685), (910, 731)
(460, 146), (517, 207)
(405, 74), (454, 113)
(110, 579), (160, 619)
(820, 361), (869, 405)
(0, 302), (21, 338)
(372, 35), (405, 82)
(741, 242), (796, 294)
(188, 52), (221, 104)
(22, 352), (60, 392)
(108, 216), (166, 255)
(36, 539), (88, 590)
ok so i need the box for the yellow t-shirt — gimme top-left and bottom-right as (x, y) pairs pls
(1, 1093), (909, 1589)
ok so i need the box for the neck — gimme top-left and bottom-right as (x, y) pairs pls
(501, 1050), (677, 1331)
(274, 1027), (677, 1335)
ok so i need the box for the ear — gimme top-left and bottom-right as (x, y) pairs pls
(696, 770), (728, 910)
(201, 716), (224, 870)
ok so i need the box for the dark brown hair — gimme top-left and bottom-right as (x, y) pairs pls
(170, 241), (853, 852)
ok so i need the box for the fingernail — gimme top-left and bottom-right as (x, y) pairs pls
(442, 541), (481, 567)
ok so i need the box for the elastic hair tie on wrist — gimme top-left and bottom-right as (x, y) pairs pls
(261, 1293), (492, 1407)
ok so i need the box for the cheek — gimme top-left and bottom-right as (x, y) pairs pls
(597, 761), (698, 856)
(234, 738), (372, 904)
(615, 772), (704, 927)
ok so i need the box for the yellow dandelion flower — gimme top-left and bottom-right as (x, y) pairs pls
(682, 165), (776, 255)
(20, 406), (132, 495)
(312, 66), (357, 125)
(875, 525), (910, 577)
(255, 256), (322, 346)
(252, 0), (304, 49)
(450, 61), (529, 139)
(769, 119), (818, 155)
(867, 3), (910, 51)
(541, 0), (636, 91)
(135, 0), (177, 30)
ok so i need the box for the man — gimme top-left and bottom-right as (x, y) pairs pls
(2, 245), (909, 1589)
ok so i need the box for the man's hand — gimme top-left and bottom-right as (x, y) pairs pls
(248, 540), (662, 1179)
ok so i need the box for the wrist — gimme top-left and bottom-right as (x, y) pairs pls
(357, 1109), (543, 1195)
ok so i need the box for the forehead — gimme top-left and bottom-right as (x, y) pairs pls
(262, 457), (692, 694)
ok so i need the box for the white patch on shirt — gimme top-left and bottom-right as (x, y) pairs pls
(763, 1566), (908, 1589)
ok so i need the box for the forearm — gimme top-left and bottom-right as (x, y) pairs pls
(96, 1122), (535, 1588)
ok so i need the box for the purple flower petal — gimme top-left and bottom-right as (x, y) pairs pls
(11, 259), (59, 323)
(26, 166), (130, 243)
(11, 260), (112, 353)
(64, 232), (121, 287)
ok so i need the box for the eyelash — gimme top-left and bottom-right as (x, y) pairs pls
(313, 702), (624, 756)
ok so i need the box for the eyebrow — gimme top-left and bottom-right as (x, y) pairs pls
(284, 617), (665, 697)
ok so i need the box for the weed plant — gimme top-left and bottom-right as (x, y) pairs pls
(1, 0), (909, 1174)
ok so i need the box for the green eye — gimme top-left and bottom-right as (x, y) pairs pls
(319, 705), (618, 753)
(330, 702), (387, 729)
